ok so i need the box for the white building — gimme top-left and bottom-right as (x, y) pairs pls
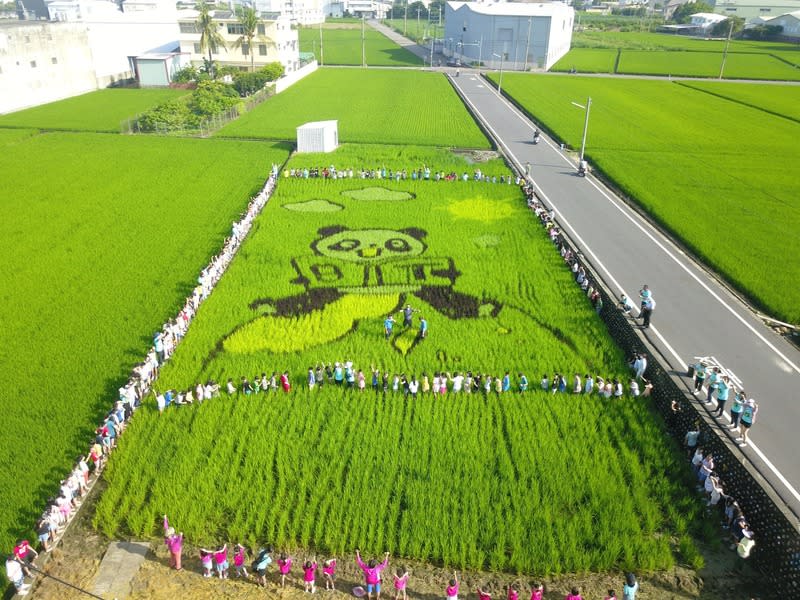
(713, 0), (800, 20)
(0, 21), (97, 113)
(765, 9), (800, 35)
(297, 119), (338, 152)
(444, 1), (574, 71)
(344, 0), (391, 18)
(178, 9), (299, 73)
(45, 0), (181, 86)
(689, 11), (728, 29)
(251, 0), (325, 25)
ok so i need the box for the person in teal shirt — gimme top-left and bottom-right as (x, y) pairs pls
(518, 373), (528, 392)
(502, 372), (511, 392)
(622, 573), (638, 600)
(713, 376), (730, 418)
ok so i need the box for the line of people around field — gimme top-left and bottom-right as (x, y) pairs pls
(282, 164), (522, 185)
(5, 169), (281, 596)
(682, 419), (757, 560)
(161, 516), (641, 600)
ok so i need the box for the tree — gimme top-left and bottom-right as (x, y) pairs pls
(670, 1), (714, 24)
(233, 6), (274, 72)
(710, 15), (744, 37)
(196, 1), (226, 78)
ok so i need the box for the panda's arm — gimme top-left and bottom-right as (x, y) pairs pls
(249, 288), (343, 316)
(413, 287), (502, 319)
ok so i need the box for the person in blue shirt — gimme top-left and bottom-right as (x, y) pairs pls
(502, 372), (511, 392)
(713, 376), (730, 417)
(418, 316), (428, 339)
(622, 573), (638, 600)
(384, 315), (395, 340)
(518, 373), (528, 392)
(333, 362), (344, 385)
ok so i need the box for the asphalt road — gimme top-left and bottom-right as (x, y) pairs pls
(448, 71), (800, 518)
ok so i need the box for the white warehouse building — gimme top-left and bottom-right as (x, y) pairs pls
(443, 1), (574, 71)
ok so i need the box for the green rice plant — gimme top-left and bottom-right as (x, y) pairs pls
(299, 25), (423, 66)
(0, 88), (188, 132)
(617, 50), (800, 80)
(94, 144), (702, 574)
(551, 48), (619, 73)
(493, 73), (800, 322)
(0, 131), (290, 553)
(677, 80), (800, 122)
(217, 69), (490, 148)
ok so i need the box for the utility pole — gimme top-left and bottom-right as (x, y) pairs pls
(572, 97), (592, 162)
(430, 35), (434, 68)
(416, 7), (421, 39)
(523, 17), (532, 72)
(319, 20), (324, 66)
(719, 18), (734, 79)
(361, 15), (366, 67)
(404, 0), (407, 35)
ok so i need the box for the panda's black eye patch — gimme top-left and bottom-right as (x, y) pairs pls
(385, 238), (411, 252)
(329, 239), (360, 251)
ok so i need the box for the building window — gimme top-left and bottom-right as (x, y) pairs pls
(259, 44), (268, 55)
(227, 23), (245, 35)
(30, 60), (36, 68)
(242, 43), (250, 56)
(179, 22), (198, 33)
(194, 42), (201, 53)
(257, 24), (265, 35)
(759, 7), (771, 11)
(51, 57), (57, 64)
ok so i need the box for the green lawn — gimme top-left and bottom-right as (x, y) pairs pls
(383, 17), (444, 44)
(0, 88), (188, 132)
(94, 144), (700, 575)
(677, 80), (800, 121)
(494, 74), (800, 322)
(217, 69), (489, 148)
(299, 25), (422, 66)
(0, 132), (290, 553)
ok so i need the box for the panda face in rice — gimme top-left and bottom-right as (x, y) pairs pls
(312, 227), (427, 264)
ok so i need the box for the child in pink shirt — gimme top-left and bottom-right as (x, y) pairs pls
(565, 588), (582, 600)
(233, 544), (248, 578)
(394, 567), (409, 600)
(477, 587), (492, 600)
(604, 590), (617, 600)
(356, 549), (390, 600)
(507, 586), (518, 600)
(214, 544), (229, 579)
(303, 560), (317, 593)
(530, 584), (544, 600)
(323, 558), (337, 590)
(278, 554), (293, 587)
(446, 572), (459, 600)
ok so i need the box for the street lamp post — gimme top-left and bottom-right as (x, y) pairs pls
(571, 97), (592, 162)
(523, 17), (532, 72)
(492, 52), (505, 96)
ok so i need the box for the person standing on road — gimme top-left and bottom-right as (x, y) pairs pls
(692, 361), (707, 395)
(639, 285), (652, 310)
(729, 389), (745, 432)
(713, 376), (730, 418)
(640, 297), (655, 329)
(738, 398), (759, 447)
(705, 367), (721, 405)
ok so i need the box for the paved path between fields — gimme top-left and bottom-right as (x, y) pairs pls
(92, 541), (149, 599)
(448, 71), (800, 519)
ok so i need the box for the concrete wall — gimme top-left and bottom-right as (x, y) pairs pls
(274, 59), (317, 93)
(0, 22), (97, 114)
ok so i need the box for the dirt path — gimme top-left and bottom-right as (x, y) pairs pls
(24, 480), (765, 600)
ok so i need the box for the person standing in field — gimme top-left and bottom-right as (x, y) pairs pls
(393, 566), (409, 600)
(162, 515), (183, 571)
(507, 585), (519, 600)
(199, 548), (213, 577)
(518, 373), (528, 392)
(399, 304), (418, 328)
(214, 544), (229, 579)
(565, 587), (582, 600)
(477, 586), (492, 600)
(280, 371), (291, 393)
(445, 572), (459, 600)
(278, 553), (292, 587)
(419, 316), (428, 339)
(303, 559), (317, 593)
(253, 546), (273, 587)
(323, 558), (337, 591)
(384, 315), (396, 340)
(356, 549), (390, 600)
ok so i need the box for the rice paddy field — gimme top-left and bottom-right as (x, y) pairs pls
(677, 80), (800, 122)
(0, 88), (187, 131)
(492, 73), (800, 322)
(217, 69), (490, 148)
(298, 23), (422, 66)
(552, 30), (800, 79)
(0, 130), (290, 554)
(94, 144), (703, 574)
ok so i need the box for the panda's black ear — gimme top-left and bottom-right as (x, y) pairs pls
(317, 225), (347, 237)
(401, 227), (427, 240)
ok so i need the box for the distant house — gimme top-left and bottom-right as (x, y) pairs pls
(177, 9), (299, 73)
(444, 1), (574, 71)
(713, 0), (800, 20)
(133, 51), (186, 87)
(767, 9), (800, 35)
(690, 11), (729, 28)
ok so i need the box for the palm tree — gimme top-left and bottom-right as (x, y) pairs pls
(196, 1), (226, 77)
(233, 6), (273, 72)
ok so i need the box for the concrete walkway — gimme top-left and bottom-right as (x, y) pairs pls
(92, 541), (150, 599)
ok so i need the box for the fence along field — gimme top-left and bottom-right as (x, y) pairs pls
(492, 73), (800, 324)
(216, 69), (490, 148)
(0, 88), (187, 132)
(0, 130), (289, 554)
(298, 22), (423, 66)
(95, 144), (704, 574)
